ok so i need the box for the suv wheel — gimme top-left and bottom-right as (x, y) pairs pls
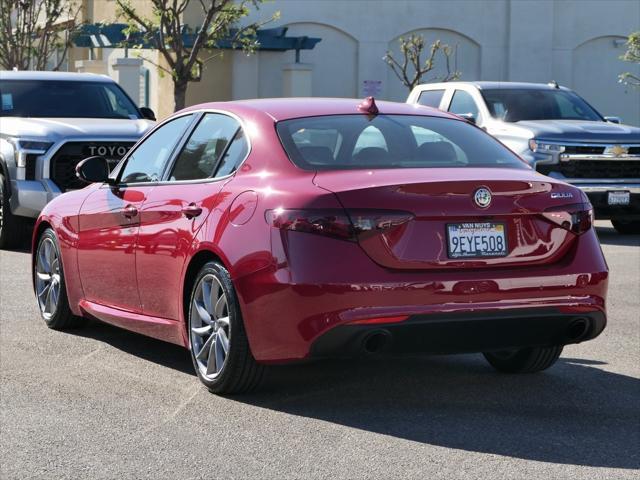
(611, 218), (640, 235)
(0, 173), (29, 250)
(188, 261), (265, 394)
(483, 345), (563, 373)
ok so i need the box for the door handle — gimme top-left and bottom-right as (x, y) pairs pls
(122, 205), (138, 218)
(182, 203), (203, 218)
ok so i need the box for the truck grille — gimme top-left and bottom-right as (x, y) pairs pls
(50, 142), (135, 191)
(537, 160), (640, 179)
(563, 145), (640, 155)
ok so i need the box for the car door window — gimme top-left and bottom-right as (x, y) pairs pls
(169, 113), (243, 181)
(448, 90), (481, 123)
(119, 115), (193, 183)
(417, 89), (445, 108)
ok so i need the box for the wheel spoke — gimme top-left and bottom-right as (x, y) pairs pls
(202, 280), (213, 313)
(194, 301), (212, 325)
(206, 334), (218, 375)
(45, 284), (54, 314)
(196, 334), (215, 361)
(37, 281), (51, 300)
(214, 335), (225, 372)
(216, 316), (230, 328)
(191, 325), (212, 336)
(214, 294), (227, 319)
(217, 328), (229, 354)
(36, 271), (51, 281)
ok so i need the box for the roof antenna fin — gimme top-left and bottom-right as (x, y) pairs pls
(548, 80), (559, 89)
(358, 96), (379, 116)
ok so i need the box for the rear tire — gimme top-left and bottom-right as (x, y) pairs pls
(0, 173), (29, 250)
(483, 345), (563, 373)
(611, 218), (640, 235)
(187, 261), (264, 394)
(34, 228), (86, 330)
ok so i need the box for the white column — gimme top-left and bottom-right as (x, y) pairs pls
(231, 51), (259, 100)
(74, 59), (108, 75)
(111, 57), (143, 104)
(282, 63), (313, 97)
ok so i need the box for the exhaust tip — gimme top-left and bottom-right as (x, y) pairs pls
(566, 318), (590, 342)
(362, 330), (391, 354)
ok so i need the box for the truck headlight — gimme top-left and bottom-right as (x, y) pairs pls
(528, 139), (565, 154)
(5, 138), (53, 167)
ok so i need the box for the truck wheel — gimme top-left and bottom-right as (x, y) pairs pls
(611, 219), (640, 235)
(0, 173), (28, 250)
(483, 345), (563, 373)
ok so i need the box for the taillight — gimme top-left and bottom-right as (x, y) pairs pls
(266, 209), (413, 241)
(543, 203), (593, 235)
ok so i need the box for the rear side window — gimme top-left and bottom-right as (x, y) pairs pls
(276, 114), (526, 171)
(417, 89), (445, 108)
(169, 113), (245, 181)
(448, 90), (481, 122)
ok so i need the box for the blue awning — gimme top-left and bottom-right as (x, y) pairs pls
(73, 24), (320, 53)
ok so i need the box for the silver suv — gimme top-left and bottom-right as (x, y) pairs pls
(407, 81), (640, 234)
(0, 71), (154, 248)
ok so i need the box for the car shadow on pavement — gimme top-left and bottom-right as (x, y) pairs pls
(596, 225), (640, 246)
(236, 354), (640, 470)
(70, 319), (195, 376)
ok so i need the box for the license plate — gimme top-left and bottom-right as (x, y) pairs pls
(608, 191), (630, 206)
(447, 222), (508, 259)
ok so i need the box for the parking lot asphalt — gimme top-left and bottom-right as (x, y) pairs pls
(0, 221), (638, 479)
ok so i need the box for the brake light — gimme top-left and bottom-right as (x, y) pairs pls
(543, 203), (593, 235)
(266, 209), (413, 241)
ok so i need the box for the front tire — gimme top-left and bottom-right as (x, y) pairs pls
(187, 261), (264, 394)
(34, 228), (85, 329)
(483, 345), (563, 373)
(611, 218), (640, 235)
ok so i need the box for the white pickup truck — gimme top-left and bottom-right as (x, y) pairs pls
(0, 71), (155, 248)
(407, 81), (640, 234)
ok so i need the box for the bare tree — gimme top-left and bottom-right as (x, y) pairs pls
(619, 31), (640, 88)
(116, 0), (277, 111)
(384, 35), (461, 92)
(0, 0), (80, 71)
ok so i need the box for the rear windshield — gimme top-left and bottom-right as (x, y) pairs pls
(276, 114), (527, 170)
(0, 80), (142, 119)
(480, 88), (602, 122)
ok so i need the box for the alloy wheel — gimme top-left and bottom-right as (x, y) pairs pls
(190, 274), (231, 380)
(35, 237), (61, 320)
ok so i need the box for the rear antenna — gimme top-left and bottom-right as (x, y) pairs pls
(358, 96), (379, 117)
(548, 80), (559, 89)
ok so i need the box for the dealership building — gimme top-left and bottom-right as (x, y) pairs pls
(69, 0), (640, 124)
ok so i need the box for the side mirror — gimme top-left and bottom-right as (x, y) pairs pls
(76, 156), (112, 184)
(140, 107), (156, 121)
(604, 116), (621, 124)
(458, 113), (476, 124)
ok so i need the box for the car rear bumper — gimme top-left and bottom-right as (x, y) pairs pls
(236, 228), (608, 363)
(310, 307), (606, 357)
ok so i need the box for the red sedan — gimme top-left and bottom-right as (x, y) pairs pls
(32, 98), (608, 393)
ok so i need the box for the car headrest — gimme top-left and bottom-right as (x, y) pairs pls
(352, 147), (390, 165)
(415, 141), (457, 163)
(298, 146), (334, 165)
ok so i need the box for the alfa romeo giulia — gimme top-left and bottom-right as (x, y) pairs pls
(32, 97), (608, 393)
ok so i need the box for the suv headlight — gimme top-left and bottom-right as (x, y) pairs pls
(3, 137), (53, 167)
(529, 139), (565, 154)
